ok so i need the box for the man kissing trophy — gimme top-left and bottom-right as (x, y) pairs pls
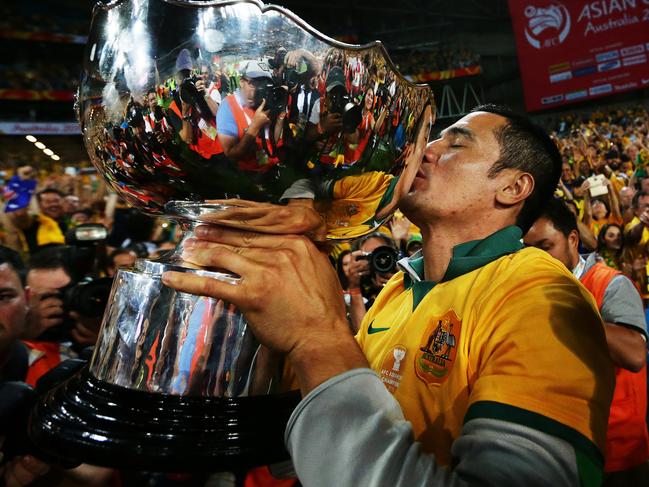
(29, 0), (434, 472)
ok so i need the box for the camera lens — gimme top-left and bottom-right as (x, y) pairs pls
(370, 246), (398, 274)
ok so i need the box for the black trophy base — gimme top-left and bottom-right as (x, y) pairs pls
(28, 367), (301, 472)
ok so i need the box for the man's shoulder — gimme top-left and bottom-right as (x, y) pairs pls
(488, 246), (574, 281)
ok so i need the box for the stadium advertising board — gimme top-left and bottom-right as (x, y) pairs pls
(508, 0), (649, 111)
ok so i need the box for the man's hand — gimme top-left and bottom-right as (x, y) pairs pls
(162, 226), (368, 393)
(345, 251), (370, 290)
(319, 112), (343, 135)
(248, 99), (271, 136)
(2, 455), (50, 487)
(24, 292), (65, 339)
(69, 312), (101, 347)
(201, 199), (326, 240)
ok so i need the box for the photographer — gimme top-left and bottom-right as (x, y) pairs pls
(167, 49), (223, 161)
(304, 66), (362, 168)
(24, 247), (102, 349)
(343, 232), (400, 332)
(217, 60), (286, 172)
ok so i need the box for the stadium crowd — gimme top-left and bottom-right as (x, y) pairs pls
(550, 105), (649, 301)
(0, 102), (648, 486)
(395, 47), (481, 76)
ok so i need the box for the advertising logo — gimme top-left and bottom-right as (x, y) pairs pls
(595, 50), (619, 63)
(589, 84), (612, 96)
(597, 60), (621, 72)
(524, 2), (571, 49)
(623, 54), (647, 67)
(541, 94), (564, 104)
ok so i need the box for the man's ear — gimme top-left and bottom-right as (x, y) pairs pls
(568, 229), (580, 252)
(495, 171), (535, 207)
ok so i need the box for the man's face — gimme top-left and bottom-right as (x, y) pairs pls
(240, 77), (258, 108)
(39, 192), (64, 220)
(634, 195), (649, 217)
(147, 92), (157, 112)
(398, 111), (508, 226)
(108, 251), (137, 277)
(361, 237), (396, 288)
(619, 186), (635, 207)
(523, 217), (577, 269)
(63, 195), (80, 215)
(0, 264), (28, 353)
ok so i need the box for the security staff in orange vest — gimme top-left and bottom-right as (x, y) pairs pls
(525, 198), (649, 486)
(217, 60), (285, 172)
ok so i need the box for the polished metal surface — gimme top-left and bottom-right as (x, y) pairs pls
(79, 0), (434, 239)
(90, 260), (275, 396)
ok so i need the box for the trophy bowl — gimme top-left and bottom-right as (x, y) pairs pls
(29, 0), (434, 472)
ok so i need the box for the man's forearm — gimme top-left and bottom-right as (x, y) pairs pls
(226, 132), (259, 160)
(604, 322), (646, 372)
(288, 330), (368, 395)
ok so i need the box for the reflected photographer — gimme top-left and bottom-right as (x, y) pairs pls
(217, 60), (286, 171)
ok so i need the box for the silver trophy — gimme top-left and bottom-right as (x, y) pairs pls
(29, 0), (434, 471)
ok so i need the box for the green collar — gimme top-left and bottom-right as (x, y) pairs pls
(402, 225), (523, 310)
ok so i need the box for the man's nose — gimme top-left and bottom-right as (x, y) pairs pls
(423, 140), (441, 162)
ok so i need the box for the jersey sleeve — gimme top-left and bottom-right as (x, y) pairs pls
(467, 257), (614, 480)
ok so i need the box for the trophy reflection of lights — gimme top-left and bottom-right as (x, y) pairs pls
(28, 0), (433, 472)
(392, 348), (406, 372)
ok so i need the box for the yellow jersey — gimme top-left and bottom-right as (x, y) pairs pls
(356, 226), (614, 477)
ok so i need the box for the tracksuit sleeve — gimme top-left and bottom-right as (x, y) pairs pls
(285, 369), (580, 487)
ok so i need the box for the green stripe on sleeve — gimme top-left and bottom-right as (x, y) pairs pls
(465, 401), (604, 487)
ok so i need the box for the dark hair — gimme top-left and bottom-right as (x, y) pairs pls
(536, 197), (578, 238)
(336, 249), (351, 290)
(36, 188), (64, 202)
(109, 248), (134, 267)
(0, 245), (26, 286)
(471, 104), (562, 233)
(597, 223), (624, 252)
(632, 190), (649, 209)
(28, 246), (72, 276)
(353, 232), (397, 252)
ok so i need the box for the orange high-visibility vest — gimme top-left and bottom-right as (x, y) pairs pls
(168, 100), (223, 160)
(581, 262), (649, 472)
(224, 95), (282, 172)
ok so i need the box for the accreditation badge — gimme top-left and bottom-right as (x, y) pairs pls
(415, 310), (461, 386)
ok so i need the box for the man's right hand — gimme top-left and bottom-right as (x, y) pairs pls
(249, 99), (271, 136)
(25, 292), (65, 339)
(319, 112), (343, 135)
(346, 251), (370, 289)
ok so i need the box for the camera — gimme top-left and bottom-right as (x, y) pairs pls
(358, 245), (399, 275)
(178, 75), (213, 121)
(328, 86), (362, 133)
(252, 78), (289, 116)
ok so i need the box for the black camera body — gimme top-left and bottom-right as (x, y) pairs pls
(358, 245), (400, 275)
(328, 87), (362, 134)
(252, 78), (289, 116)
(178, 75), (213, 121)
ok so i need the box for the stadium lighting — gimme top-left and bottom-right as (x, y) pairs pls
(51, 155), (60, 161)
(43, 148), (54, 156)
(34, 142), (46, 149)
(25, 135), (37, 143)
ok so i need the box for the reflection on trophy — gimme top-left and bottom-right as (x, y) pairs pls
(29, 0), (434, 472)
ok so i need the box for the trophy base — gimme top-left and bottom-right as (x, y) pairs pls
(29, 367), (301, 472)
